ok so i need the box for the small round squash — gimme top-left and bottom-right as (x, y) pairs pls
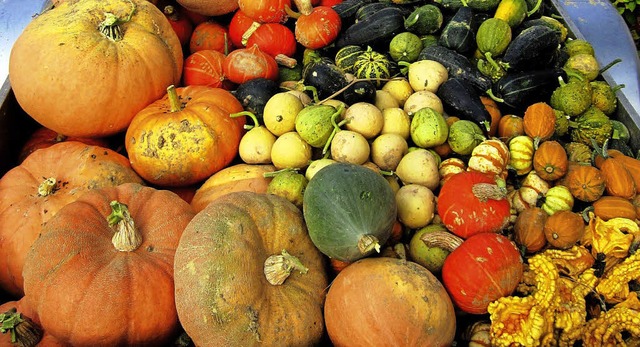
(174, 192), (328, 347)
(324, 257), (456, 347)
(543, 210), (585, 249)
(533, 140), (568, 181)
(523, 102), (556, 141)
(514, 206), (548, 253)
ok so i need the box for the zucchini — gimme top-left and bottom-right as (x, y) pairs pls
(487, 68), (565, 112)
(502, 24), (562, 71)
(335, 7), (406, 49)
(302, 58), (349, 100)
(436, 77), (492, 134)
(418, 45), (492, 92)
(438, 6), (477, 55)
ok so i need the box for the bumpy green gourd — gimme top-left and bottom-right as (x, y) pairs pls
(554, 109), (569, 137)
(568, 106), (613, 147)
(564, 142), (592, 163)
(550, 79), (592, 117)
(590, 80), (619, 116)
(404, 4), (444, 35)
(447, 120), (487, 156)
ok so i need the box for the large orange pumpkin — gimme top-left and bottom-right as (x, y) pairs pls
(0, 142), (143, 298)
(22, 183), (195, 346)
(174, 191), (328, 347)
(9, 0), (183, 137)
(176, 0), (239, 16)
(125, 85), (246, 187)
(324, 257), (456, 347)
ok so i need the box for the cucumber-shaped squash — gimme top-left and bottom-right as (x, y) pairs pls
(494, 0), (529, 27)
(335, 7), (406, 48)
(437, 78), (492, 134)
(502, 24), (562, 71)
(435, 0), (501, 13)
(332, 0), (377, 21)
(404, 4), (444, 35)
(488, 68), (564, 111)
(418, 45), (492, 92)
(355, 2), (400, 21)
(303, 162), (397, 262)
(302, 57), (349, 100)
(438, 6), (477, 55)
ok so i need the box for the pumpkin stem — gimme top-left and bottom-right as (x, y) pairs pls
(485, 87), (505, 103)
(472, 179), (508, 202)
(526, 0), (543, 16)
(420, 230), (463, 252)
(166, 85), (183, 113)
(37, 177), (58, 197)
(0, 308), (43, 347)
(99, 0), (136, 41)
(241, 22), (261, 46)
(275, 54), (297, 68)
(357, 234), (382, 255)
(292, 0), (313, 16)
(230, 111), (258, 130)
(263, 167), (299, 178)
(54, 133), (67, 142)
(264, 249), (308, 285)
(284, 5), (301, 19)
(598, 58), (622, 75)
(108, 201), (142, 252)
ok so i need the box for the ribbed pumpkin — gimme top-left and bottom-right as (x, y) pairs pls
(596, 151), (636, 199)
(541, 184), (574, 215)
(324, 257), (456, 346)
(353, 47), (392, 87)
(543, 210), (585, 249)
(497, 114), (524, 140)
(22, 183), (196, 346)
(0, 142), (143, 297)
(523, 102), (556, 141)
(564, 163), (606, 202)
(125, 85), (245, 187)
(508, 135), (534, 176)
(467, 138), (510, 176)
(533, 140), (568, 181)
(0, 297), (65, 346)
(513, 206), (548, 253)
(590, 195), (637, 221)
(174, 191), (328, 347)
(9, 0), (183, 137)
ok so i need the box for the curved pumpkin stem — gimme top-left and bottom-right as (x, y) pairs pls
(37, 177), (58, 197)
(230, 111), (259, 130)
(0, 308), (43, 347)
(421, 230), (463, 252)
(241, 22), (261, 46)
(166, 85), (183, 113)
(108, 201), (142, 252)
(321, 104), (348, 156)
(264, 249), (308, 285)
(471, 177), (508, 202)
(99, 0), (136, 41)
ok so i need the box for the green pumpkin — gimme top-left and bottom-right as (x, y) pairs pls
(389, 32), (423, 63)
(334, 45), (364, 74)
(447, 120), (487, 156)
(303, 163), (397, 262)
(353, 46), (392, 87)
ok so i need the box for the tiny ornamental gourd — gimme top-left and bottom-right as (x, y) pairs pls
(587, 195), (638, 221)
(543, 210), (585, 249)
(291, 0), (342, 49)
(540, 184), (574, 215)
(563, 163), (606, 202)
(513, 206), (548, 253)
(423, 231), (524, 314)
(508, 135), (535, 176)
(467, 138), (511, 177)
(303, 162), (397, 262)
(509, 170), (550, 213)
(592, 140), (636, 199)
(125, 85), (245, 187)
(437, 171), (511, 239)
(523, 102), (556, 141)
(533, 139), (568, 181)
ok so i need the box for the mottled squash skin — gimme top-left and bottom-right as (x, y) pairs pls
(174, 191), (328, 347)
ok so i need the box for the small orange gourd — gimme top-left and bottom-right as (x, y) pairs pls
(533, 140), (568, 181)
(543, 210), (585, 249)
(589, 195), (637, 221)
(592, 142), (637, 199)
(564, 163), (606, 202)
(497, 114), (524, 141)
(513, 207), (548, 253)
(523, 102), (556, 141)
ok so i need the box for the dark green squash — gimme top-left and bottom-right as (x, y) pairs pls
(335, 45), (364, 74)
(438, 6), (478, 54)
(302, 57), (349, 100)
(303, 163), (397, 262)
(404, 4), (443, 35)
(502, 24), (562, 71)
(233, 78), (280, 120)
(418, 45), (492, 92)
(335, 7), (405, 49)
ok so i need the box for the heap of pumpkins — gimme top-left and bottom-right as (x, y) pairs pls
(0, 0), (638, 346)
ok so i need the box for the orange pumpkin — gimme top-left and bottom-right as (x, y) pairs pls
(480, 96), (502, 137)
(324, 257), (456, 346)
(514, 207), (548, 253)
(125, 85), (246, 187)
(190, 163), (276, 212)
(543, 210), (585, 249)
(522, 102), (556, 141)
(174, 191), (328, 346)
(595, 149), (636, 199)
(9, 0), (183, 137)
(18, 126), (110, 163)
(0, 297), (66, 346)
(497, 114), (524, 141)
(564, 163), (606, 202)
(22, 183), (195, 346)
(0, 142), (143, 297)
(533, 140), (568, 181)
(608, 149), (640, 189)
(590, 195), (637, 221)
(176, 0), (239, 16)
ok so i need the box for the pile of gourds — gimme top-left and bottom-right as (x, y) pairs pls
(1, 0), (639, 346)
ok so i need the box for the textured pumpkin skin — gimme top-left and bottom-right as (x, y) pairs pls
(9, 0), (183, 137)
(177, 0), (239, 16)
(190, 163), (275, 212)
(564, 163), (606, 202)
(324, 257), (456, 347)
(174, 191), (328, 347)
(18, 127), (110, 163)
(125, 86), (245, 187)
(0, 297), (66, 346)
(442, 233), (523, 314)
(22, 183), (195, 346)
(0, 142), (143, 297)
(438, 171), (511, 238)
